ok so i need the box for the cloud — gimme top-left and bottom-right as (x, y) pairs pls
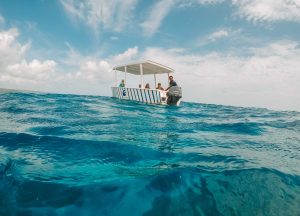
(197, 0), (225, 4)
(60, 0), (300, 39)
(0, 27), (114, 94)
(208, 29), (229, 40)
(141, 0), (299, 38)
(249, 40), (299, 56)
(0, 28), (29, 65)
(141, 40), (300, 111)
(141, 0), (223, 36)
(197, 28), (241, 46)
(60, 0), (83, 21)
(60, 0), (138, 34)
(57, 44), (113, 84)
(60, 46), (139, 85)
(178, 0), (300, 24)
(112, 46), (139, 63)
(75, 59), (111, 82)
(49, 46), (140, 95)
(0, 27), (57, 84)
(178, 0), (224, 7)
(4, 60), (56, 83)
(232, 0), (300, 23)
(141, 0), (175, 37)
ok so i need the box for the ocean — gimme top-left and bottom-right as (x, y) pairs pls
(0, 90), (300, 216)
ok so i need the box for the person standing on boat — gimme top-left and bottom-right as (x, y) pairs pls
(119, 79), (125, 87)
(165, 75), (181, 105)
(165, 76), (177, 91)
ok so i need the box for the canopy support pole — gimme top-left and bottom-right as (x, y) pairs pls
(154, 73), (157, 89)
(140, 64), (144, 88)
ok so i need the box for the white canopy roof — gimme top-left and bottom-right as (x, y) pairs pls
(113, 60), (174, 75)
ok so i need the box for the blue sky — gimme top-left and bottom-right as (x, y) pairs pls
(0, 0), (300, 110)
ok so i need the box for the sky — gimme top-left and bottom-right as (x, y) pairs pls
(0, 0), (300, 111)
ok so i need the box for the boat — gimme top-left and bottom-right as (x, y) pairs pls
(111, 60), (182, 106)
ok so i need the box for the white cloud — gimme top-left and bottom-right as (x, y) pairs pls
(232, 0), (300, 23)
(0, 27), (57, 84)
(60, 0), (138, 34)
(141, 0), (299, 38)
(76, 59), (111, 82)
(0, 28), (114, 94)
(57, 44), (113, 84)
(250, 40), (299, 56)
(209, 29), (229, 40)
(178, 0), (300, 24)
(49, 46), (140, 96)
(143, 0), (224, 37)
(0, 28), (29, 66)
(112, 46), (139, 64)
(4, 60), (56, 83)
(141, 40), (300, 111)
(59, 46), (139, 85)
(167, 48), (186, 53)
(60, 0), (84, 21)
(60, 0), (300, 39)
(178, 0), (224, 7)
(197, 28), (241, 46)
(141, 0), (175, 37)
(197, 0), (225, 4)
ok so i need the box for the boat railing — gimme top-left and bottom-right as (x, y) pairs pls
(111, 87), (167, 104)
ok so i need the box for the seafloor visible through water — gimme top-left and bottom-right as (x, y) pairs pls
(0, 90), (300, 216)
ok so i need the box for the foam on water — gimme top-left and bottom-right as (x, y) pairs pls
(0, 90), (300, 215)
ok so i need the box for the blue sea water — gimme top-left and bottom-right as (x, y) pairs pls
(0, 90), (300, 216)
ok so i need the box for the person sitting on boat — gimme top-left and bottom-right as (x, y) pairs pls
(119, 79), (125, 87)
(138, 84), (142, 88)
(165, 76), (177, 91)
(145, 83), (150, 89)
(156, 83), (164, 90)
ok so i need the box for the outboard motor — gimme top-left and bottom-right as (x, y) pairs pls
(167, 86), (182, 105)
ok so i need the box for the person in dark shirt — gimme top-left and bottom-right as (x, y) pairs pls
(165, 76), (177, 91)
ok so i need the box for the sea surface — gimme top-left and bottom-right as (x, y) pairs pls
(0, 90), (300, 216)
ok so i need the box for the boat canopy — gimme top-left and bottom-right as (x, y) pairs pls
(113, 60), (174, 75)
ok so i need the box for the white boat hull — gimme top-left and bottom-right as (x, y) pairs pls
(111, 87), (181, 106)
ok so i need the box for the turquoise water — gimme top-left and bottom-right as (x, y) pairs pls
(0, 91), (300, 216)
